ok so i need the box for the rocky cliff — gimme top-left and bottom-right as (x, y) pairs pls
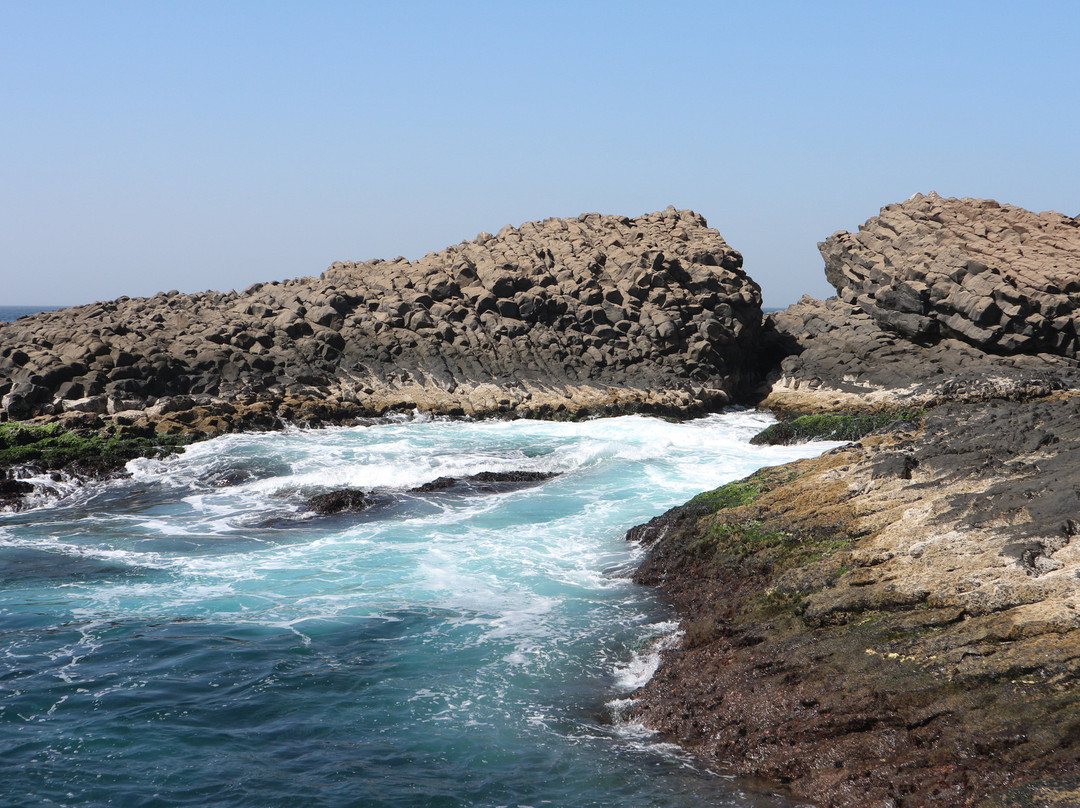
(0, 207), (761, 432)
(763, 193), (1080, 414)
(630, 194), (1080, 807)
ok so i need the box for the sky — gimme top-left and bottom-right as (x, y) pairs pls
(2, 2), (1078, 308)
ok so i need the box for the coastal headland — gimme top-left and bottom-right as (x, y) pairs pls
(0, 207), (761, 433)
(4, 194), (1080, 806)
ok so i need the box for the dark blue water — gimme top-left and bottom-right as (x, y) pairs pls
(0, 305), (65, 322)
(0, 415), (836, 807)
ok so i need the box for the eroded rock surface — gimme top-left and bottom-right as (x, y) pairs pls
(629, 194), (1080, 807)
(764, 294), (1080, 415)
(823, 193), (1080, 355)
(763, 194), (1080, 414)
(0, 207), (762, 431)
(629, 396), (1080, 808)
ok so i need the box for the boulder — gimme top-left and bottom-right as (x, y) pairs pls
(304, 489), (372, 515)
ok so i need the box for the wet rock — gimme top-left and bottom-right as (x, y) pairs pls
(200, 468), (256, 487)
(304, 489), (372, 514)
(0, 475), (34, 501)
(628, 399), (1080, 807)
(627, 194), (1080, 807)
(409, 470), (558, 494)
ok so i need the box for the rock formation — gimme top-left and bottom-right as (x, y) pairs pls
(823, 193), (1080, 355)
(629, 193), (1080, 807)
(9, 191), (1080, 805)
(763, 193), (1080, 413)
(0, 207), (762, 431)
(629, 397), (1080, 807)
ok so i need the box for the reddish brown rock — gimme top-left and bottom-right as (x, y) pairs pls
(628, 396), (1080, 808)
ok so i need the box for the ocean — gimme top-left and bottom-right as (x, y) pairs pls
(0, 305), (65, 322)
(0, 412), (837, 807)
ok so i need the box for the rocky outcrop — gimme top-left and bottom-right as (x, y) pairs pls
(408, 470), (558, 493)
(762, 194), (1080, 414)
(823, 193), (1080, 355)
(0, 207), (762, 431)
(302, 472), (560, 516)
(763, 294), (1080, 415)
(627, 194), (1080, 807)
(629, 396), (1080, 807)
(304, 489), (373, 515)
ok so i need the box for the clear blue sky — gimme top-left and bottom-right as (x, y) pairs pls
(2, 1), (1078, 308)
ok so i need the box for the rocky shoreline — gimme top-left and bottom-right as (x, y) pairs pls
(4, 195), (1080, 806)
(627, 193), (1080, 807)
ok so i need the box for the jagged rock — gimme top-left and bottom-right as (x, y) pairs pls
(304, 489), (372, 514)
(0, 208), (764, 428)
(822, 192), (1080, 355)
(1, 382), (49, 419)
(761, 195), (1080, 414)
(409, 470), (558, 493)
(761, 294), (1080, 414)
(624, 193), (1080, 808)
(628, 396), (1080, 808)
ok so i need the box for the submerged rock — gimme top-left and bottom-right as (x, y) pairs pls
(410, 470), (558, 493)
(304, 489), (372, 515)
(296, 471), (559, 522)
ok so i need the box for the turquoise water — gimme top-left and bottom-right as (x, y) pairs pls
(0, 413), (836, 807)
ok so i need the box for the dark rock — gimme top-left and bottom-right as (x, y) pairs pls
(410, 470), (559, 494)
(304, 489), (372, 514)
(0, 476), (34, 499)
(628, 399), (1080, 808)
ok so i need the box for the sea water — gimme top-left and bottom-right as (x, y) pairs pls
(0, 412), (837, 808)
(0, 306), (64, 322)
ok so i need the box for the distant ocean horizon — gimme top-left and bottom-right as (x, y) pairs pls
(0, 305), (64, 322)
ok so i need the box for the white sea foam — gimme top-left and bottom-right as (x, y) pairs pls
(612, 622), (683, 691)
(2, 411), (843, 757)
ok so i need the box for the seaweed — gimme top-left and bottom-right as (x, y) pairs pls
(0, 422), (193, 471)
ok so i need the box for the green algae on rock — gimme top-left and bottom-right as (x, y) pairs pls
(0, 421), (193, 474)
(627, 397), (1080, 808)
